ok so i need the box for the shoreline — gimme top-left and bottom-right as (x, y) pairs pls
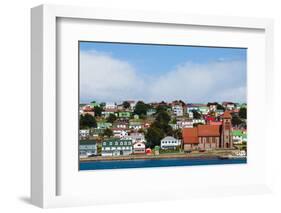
(80, 151), (240, 162)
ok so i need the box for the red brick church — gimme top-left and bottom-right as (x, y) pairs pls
(182, 111), (233, 151)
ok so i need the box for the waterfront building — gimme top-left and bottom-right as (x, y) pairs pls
(221, 111), (233, 148)
(101, 139), (133, 156)
(133, 141), (146, 154)
(160, 136), (181, 150)
(232, 129), (247, 144)
(183, 111), (233, 151)
(80, 140), (97, 158)
(79, 129), (90, 139)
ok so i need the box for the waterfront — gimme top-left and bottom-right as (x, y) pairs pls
(79, 157), (247, 170)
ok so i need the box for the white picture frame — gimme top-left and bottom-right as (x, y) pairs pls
(31, 4), (274, 208)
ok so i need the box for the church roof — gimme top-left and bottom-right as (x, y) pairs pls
(221, 111), (232, 119)
(182, 125), (220, 144)
(182, 128), (198, 144)
(197, 125), (220, 137)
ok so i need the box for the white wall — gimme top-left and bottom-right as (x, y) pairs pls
(0, 0), (281, 212)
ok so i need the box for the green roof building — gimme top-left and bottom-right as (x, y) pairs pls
(118, 111), (131, 118)
(232, 129), (247, 144)
(97, 122), (112, 129)
(101, 138), (133, 156)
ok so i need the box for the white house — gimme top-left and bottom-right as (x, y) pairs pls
(80, 140), (97, 158)
(129, 122), (142, 130)
(101, 108), (118, 118)
(172, 105), (184, 116)
(123, 132), (146, 143)
(176, 120), (193, 128)
(160, 136), (181, 150)
(193, 119), (206, 125)
(223, 102), (236, 110)
(105, 102), (117, 109)
(133, 142), (146, 154)
(112, 128), (129, 138)
(79, 129), (90, 139)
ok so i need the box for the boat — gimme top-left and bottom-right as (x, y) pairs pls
(218, 150), (247, 160)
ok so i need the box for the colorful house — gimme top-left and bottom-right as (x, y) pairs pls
(232, 129), (247, 144)
(198, 105), (209, 115)
(90, 101), (100, 108)
(101, 139), (133, 156)
(133, 141), (146, 154)
(91, 128), (104, 137)
(79, 129), (90, 139)
(118, 111), (131, 118)
(123, 132), (146, 143)
(101, 109), (118, 118)
(111, 128), (129, 138)
(97, 122), (112, 129)
(80, 140), (97, 158)
(129, 121), (143, 130)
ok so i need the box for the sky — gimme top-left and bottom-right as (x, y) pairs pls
(79, 41), (247, 104)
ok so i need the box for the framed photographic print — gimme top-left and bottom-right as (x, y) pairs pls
(78, 41), (247, 171)
(31, 4), (274, 208)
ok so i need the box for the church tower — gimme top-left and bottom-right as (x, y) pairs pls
(221, 111), (233, 148)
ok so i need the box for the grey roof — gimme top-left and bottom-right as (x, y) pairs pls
(161, 136), (177, 141)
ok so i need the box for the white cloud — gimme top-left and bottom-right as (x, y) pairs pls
(80, 50), (246, 103)
(80, 50), (145, 103)
(149, 60), (246, 102)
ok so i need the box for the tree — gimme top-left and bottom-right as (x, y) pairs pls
(145, 127), (164, 148)
(155, 111), (171, 124)
(239, 107), (247, 119)
(94, 106), (103, 117)
(106, 113), (117, 123)
(134, 101), (149, 116)
(80, 114), (97, 129)
(100, 102), (106, 108)
(192, 110), (202, 119)
(156, 105), (168, 113)
(231, 115), (243, 127)
(173, 129), (183, 140)
(217, 103), (225, 111)
(122, 101), (130, 109)
(103, 128), (113, 137)
(193, 122), (204, 127)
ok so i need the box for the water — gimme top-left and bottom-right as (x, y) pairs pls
(79, 157), (247, 170)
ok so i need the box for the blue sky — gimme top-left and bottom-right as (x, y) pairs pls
(79, 41), (246, 103)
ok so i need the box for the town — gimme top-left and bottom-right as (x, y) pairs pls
(79, 100), (247, 161)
